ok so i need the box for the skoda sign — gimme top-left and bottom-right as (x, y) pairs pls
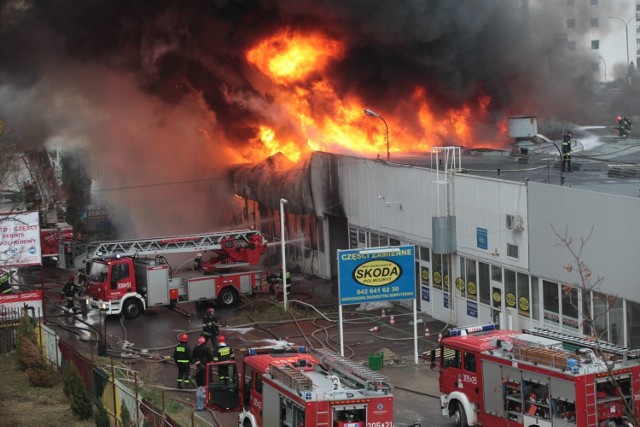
(338, 245), (415, 305)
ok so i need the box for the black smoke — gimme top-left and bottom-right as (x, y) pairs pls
(0, 0), (632, 233)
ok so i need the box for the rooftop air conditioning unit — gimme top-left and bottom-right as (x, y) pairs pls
(506, 214), (524, 231)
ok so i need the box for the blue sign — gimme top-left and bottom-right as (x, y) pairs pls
(467, 301), (478, 318)
(477, 227), (488, 250)
(338, 245), (416, 306)
(421, 285), (430, 302)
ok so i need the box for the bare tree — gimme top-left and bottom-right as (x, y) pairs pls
(552, 224), (638, 426)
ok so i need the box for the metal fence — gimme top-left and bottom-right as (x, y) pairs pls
(1, 307), (220, 427)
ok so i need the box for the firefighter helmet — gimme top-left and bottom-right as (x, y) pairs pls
(197, 253), (203, 258)
(179, 333), (188, 343)
(616, 115), (623, 122)
(198, 336), (206, 345)
(206, 307), (215, 314)
(217, 335), (226, 345)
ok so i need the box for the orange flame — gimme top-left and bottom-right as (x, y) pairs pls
(236, 28), (506, 163)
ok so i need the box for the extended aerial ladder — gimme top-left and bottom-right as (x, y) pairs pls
(58, 229), (266, 271)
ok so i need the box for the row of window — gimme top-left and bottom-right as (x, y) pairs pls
(350, 226), (640, 349)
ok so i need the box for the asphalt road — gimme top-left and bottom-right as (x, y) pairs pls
(38, 268), (455, 426)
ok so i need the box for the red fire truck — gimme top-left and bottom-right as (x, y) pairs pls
(206, 346), (395, 427)
(431, 324), (639, 427)
(83, 229), (267, 318)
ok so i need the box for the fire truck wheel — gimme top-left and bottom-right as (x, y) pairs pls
(122, 299), (142, 319)
(217, 288), (238, 307)
(453, 401), (468, 427)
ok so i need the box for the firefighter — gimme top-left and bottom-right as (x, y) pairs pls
(615, 115), (632, 137)
(194, 253), (203, 271)
(279, 265), (292, 295)
(0, 269), (11, 294)
(61, 275), (78, 315)
(173, 333), (192, 389)
(213, 335), (235, 383)
(561, 131), (572, 172)
(201, 307), (218, 348)
(192, 336), (213, 410)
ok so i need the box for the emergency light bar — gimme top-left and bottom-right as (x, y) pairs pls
(448, 323), (496, 337)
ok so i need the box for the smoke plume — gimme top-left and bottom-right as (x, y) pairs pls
(0, 0), (631, 235)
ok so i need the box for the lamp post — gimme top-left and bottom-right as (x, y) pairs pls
(279, 198), (288, 311)
(98, 303), (108, 356)
(598, 55), (607, 81)
(608, 16), (635, 65)
(364, 108), (390, 162)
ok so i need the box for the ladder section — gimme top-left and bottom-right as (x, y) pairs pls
(270, 364), (312, 392)
(584, 375), (597, 427)
(84, 229), (265, 259)
(524, 328), (640, 359)
(314, 348), (391, 392)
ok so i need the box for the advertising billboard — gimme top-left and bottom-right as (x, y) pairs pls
(0, 211), (42, 267)
(338, 245), (416, 306)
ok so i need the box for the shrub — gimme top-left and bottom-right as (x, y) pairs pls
(26, 363), (57, 387)
(94, 398), (110, 427)
(64, 362), (93, 419)
(18, 335), (45, 371)
(17, 309), (37, 343)
(119, 398), (134, 427)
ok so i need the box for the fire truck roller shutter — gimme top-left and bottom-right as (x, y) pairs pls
(481, 361), (503, 416)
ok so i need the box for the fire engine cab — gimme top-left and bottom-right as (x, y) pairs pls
(432, 324), (639, 427)
(206, 346), (395, 427)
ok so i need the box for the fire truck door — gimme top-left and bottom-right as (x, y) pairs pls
(440, 345), (462, 393)
(206, 361), (240, 411)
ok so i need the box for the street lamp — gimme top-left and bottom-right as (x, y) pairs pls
(279, 198), (289, 311)
(98, 303), (108, 356)
(598, 55), (607, 81)
(608, 16), (635, 65)
(364, 108), (390, 162)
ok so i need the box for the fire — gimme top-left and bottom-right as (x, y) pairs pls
(234, 28), (506, 163)
(246, 28), (345, 85)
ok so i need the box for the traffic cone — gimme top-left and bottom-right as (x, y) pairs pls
(381, 309), (386, 318)
(425, 327), (430, 337)
(369, 326), (380, 332)
(390, 315), (395, 325)
(438, 332), (443, 341)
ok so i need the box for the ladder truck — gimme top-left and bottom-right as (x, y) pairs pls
(81, 229), (267, 319)
(431, 324), (640, 427)
(205, 346), (395, 427)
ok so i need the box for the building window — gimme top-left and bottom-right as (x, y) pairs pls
(505, 269), (517, 312)
(627, 300), (640, 349)
(466, 259), (477, 301)
(531, 277), (540, 321)
(610, 298), (623, 345)
(568, 41), (576, 51)
(479, 262), (490, 305)
(369, 233), (381, 247)
(592, 292), (609, 341)
(567, 18), (575, 29)
(592, 61), (600, 72)
(590, 0), (598, 5)
(506, 243), (519, 259)
(517, 272), (530, 318)
(389, 237), (401, 246)
(561, 285), (579, 330)
(419, 246), (430, 262)
(591, 17), (599, 27)
(591, 40), (600, 50)
(543, 280), (559, 324)
(491, 265), (502, 282)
